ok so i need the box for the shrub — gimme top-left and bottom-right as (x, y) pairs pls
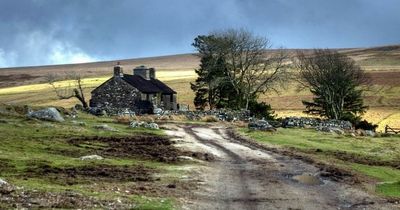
(355, 120), (378, 131)
(248, 101), (276, 120)
(340, 113), (378, 131)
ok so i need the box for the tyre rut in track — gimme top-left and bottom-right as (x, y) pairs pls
(184, 126), (263, 210)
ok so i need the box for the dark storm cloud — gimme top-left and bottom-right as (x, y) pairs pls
(0, 0), (399, 67)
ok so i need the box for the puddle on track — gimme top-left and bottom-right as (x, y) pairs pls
(293, 173), (323, 185)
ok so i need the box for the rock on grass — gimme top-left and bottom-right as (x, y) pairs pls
(27, 107), (65, 122)
(0, 178), (7, 186)
(79, 155), (104, 161)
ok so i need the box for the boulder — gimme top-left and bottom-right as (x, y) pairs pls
(129, 121), (141, 128)
(330, 127), (345, 135)
(154, 108), (163, 115)
(0, 178), (13, 194)
(146, 122), (159, 129)
(177, 156), (194, 161)
(318, 126), (345, 135)
(27, 107), (65, 122)
(365, 130), (376, 137)
(0, 178), (7, 186)
(248, 120), (275, 131)
(79, 155), (104, 161)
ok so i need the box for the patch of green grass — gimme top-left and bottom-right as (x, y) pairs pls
(241, 128), (400, 197)
(350, 164), (400, 182)
(131, 195), (175, 210)
(0, 110), (182, 208)
(377, 182), (400, 197)
(241, 128), (400, 162)
(349, 164), (400, 197)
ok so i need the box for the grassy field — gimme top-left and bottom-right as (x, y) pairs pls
(0, 107), (194, 209)
(240, 128), (400, 197)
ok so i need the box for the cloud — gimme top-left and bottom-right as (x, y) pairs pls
(49, 42), (96, 65)
(0, 0), (399, 67)
(0, 30), (96, 68)
(0, 49), (17, 67)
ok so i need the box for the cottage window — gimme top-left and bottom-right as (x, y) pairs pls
(141, 93), (147, 100)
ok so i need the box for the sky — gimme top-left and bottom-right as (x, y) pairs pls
(0, 0), (399, 68)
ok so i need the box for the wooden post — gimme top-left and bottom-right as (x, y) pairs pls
(385, 125), (388, 134)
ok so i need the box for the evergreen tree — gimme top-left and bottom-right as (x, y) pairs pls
(191, 35), (237, 110)
(296, 49), (369, 120)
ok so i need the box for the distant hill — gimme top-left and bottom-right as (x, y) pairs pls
(0, 53), (200, 88)
(0, 45), (400, 88)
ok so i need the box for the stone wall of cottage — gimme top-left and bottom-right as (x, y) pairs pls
(90, 77), (143, 112)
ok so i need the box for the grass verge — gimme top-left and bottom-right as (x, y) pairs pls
(0, 109), (186, 209)
(240, 128), (400, 198)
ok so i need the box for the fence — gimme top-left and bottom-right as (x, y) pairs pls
(385, 125), (400, 134)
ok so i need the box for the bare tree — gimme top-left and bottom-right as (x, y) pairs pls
(211, 29), (289, 109)
(45, 72), (89, 109)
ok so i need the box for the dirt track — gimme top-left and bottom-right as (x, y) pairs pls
(166, 124), (399, 210)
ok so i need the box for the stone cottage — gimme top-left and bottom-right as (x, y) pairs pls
(89, 64), (177, 114)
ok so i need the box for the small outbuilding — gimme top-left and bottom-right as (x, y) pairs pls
(89, 64), (177, 114)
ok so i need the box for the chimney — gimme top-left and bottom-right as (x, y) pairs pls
(149, 68), (156, 79)
(133, 65), (150, 80)
(113, 62), (123, 77)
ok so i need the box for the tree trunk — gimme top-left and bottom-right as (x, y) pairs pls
(74, 89), (88, 108)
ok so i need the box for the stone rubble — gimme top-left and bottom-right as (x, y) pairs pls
(129, 121), (159, 129)
(248, 120), (276, 131)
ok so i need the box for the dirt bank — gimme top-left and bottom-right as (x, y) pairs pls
(69, 135), (182, 162)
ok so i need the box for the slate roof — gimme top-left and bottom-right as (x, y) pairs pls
(122, 74), (176, 94)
